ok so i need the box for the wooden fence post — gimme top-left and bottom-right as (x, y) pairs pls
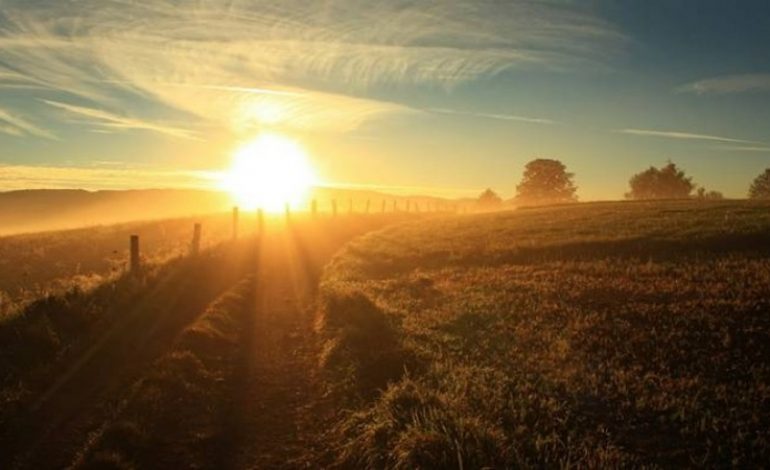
(381, 200), (386, 213)
(130, 235), (140, 275)
(366, 199), (371, 214)
(191, 223), (201, 255)
(311, 199), (317, 217)
(406, 200), (411, 213)
(332, 199), (338, 217)
(257, 209), (264, 235)
(348, 198), (353, 215)
(232, 206), (239, 240)
(285, 203), (291, 221)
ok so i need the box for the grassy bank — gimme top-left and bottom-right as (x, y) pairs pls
(0, 214), (237, 317)
(0, 240), (257, 468)
(71, 277), (256, 469)
(318, 200), (770, 468)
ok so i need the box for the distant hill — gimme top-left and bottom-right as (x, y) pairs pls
(0, 187), (465, 236)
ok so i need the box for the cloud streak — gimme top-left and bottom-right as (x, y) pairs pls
(0, 107), (56, 139)
(41, 99), (201, 140)
(0, 0), (621, 137)
(617, 128), (761, 145)
(429, 108), (555, 125)
(678, 74), (770, 94)
(719, 145), (770, 152)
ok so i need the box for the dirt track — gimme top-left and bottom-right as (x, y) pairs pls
(222, 227), (336, 468)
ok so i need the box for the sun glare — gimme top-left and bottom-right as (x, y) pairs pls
(220, 133), (316, 212)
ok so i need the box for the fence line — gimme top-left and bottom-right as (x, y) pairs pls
(126, 202), (451, 272)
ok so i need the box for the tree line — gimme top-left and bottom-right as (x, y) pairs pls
(476, 159), (770, 208)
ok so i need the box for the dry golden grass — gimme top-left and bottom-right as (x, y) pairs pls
(0, 213), (237, 317)
(71, 278), (256, 469)
(0, 240), (257, 468)
(318, 200), (770, 467)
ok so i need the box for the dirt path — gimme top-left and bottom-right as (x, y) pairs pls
(221, 225), (346, 468)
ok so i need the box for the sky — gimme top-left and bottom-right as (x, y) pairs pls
(1, 0), (770, 200)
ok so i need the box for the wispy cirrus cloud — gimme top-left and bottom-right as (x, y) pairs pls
(719, 145), (770, 152)
(40, 99), (202, 140)
(429, 108), (556, 125)
(0, 70), (47, 90)
(678, 74), (770, 94)
(0, 107), (56, 139)
(617, 128), (761, 145)
(0, 0), (622, 138)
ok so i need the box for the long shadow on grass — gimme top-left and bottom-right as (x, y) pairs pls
(0, 240), (257, 469)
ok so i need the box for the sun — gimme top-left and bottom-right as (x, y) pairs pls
(219, 133), (316, 212)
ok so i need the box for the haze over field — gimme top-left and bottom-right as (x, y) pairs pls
(1, 0), (769, 202)
(2, 2), (770, 469)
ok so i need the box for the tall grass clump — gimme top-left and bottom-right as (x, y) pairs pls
(318, 287), (420, 402)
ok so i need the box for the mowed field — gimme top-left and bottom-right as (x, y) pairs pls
(318, 200), (770, 468)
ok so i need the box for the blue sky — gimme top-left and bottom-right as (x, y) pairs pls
(1, 0), (769, 199)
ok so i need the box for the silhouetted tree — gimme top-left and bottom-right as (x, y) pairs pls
(749, 169), (770, 199)
(626, 162), (694, 200)
(476, 188), (502, 209)
(515, 158), (577, 205)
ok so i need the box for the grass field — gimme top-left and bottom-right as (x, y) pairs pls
(318, 200), (770, 468)
(1, 202), (769, 468)
(0, 213), (239, 317)
(0, 241), (258, 465)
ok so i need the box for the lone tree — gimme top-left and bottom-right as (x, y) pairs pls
(476, 188), (503, 209)
(626, 162), (694, 200)
(749, 169), (770, 199)
(515, 158), (577, 205)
